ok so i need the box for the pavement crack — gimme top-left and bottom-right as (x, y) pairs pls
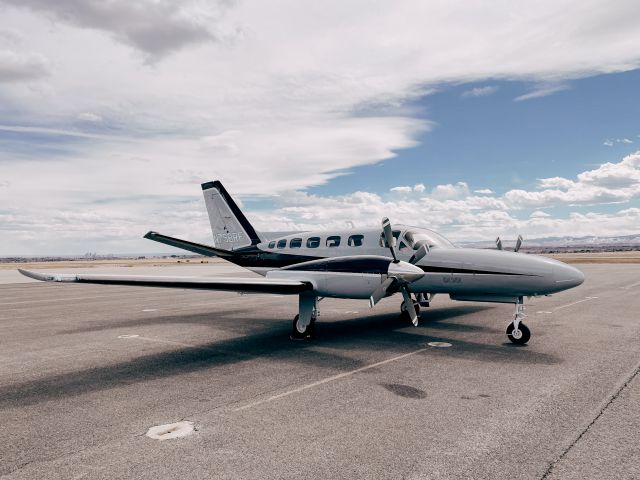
(540, 359), (640, 479)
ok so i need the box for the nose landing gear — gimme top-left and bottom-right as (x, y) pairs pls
(507, 298), (530, 345)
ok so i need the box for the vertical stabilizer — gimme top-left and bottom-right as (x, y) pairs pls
(201, 181), (262, 250)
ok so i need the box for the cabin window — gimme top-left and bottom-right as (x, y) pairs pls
(348, 234), (364, 247)
(326, 236), (341, 247)
(307, 237), (320, 248)
(268, 241), (276, 249)
(290, 238), (302, 248)
(277, 239), (287, 249)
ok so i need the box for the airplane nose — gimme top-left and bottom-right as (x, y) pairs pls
(553, 263), (585, 289)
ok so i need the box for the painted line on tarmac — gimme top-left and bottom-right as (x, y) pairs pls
(623, 280), (640, 290)
(233, 347), (429, 412)
(553, 296), (598, 311)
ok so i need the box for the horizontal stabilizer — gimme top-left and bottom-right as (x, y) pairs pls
(18, 269), (313, 295)
(144, 231), (234, 258)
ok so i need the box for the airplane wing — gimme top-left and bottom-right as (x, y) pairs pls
(18, 269), (312, 295)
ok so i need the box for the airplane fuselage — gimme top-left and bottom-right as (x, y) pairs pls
(228, 225), (584, 301)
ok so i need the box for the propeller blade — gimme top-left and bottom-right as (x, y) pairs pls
(409, 243), (428, 264)
(514, 235), (523, 252)
(382, 217), (398, 262)
(496, 237), (503, 250)
(400, 286), (418, 326)
(369, 277), (396, 307)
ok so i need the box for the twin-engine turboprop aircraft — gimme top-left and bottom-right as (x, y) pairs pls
(20, 181), (584, 344)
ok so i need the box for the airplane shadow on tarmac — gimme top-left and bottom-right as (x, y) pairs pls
(0, 305), (561, 409)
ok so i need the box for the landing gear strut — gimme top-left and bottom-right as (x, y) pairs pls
(290, 294), (320, 340)
(507, 297), (530, 345)
(400, 299), (421, 323)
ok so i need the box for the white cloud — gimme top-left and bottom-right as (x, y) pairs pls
(603, 138), (633, 147)
(431, 182), (470, 200)
(0, 49), (49, 82)
(3, 2), (640, 252)
(474, 188), (494, 194)
(2, 0), (235, 60)
(462, 85), (498, 98)
(390, 186), (412, 193)
(77, 112), (103, 122)
(391, 183), (426, 193)
(514, 83), (569, 101)
(530, 210), (551, 218)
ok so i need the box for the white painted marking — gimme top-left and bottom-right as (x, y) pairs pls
(142, 309), (158, 312)
(146, 421), (194, 440)
(118, 334), (140, 339)
(234, 348), (428, 412)
(553, 296), (598, 311)
(623, 280), (640, 290)
(427, 341), (452, 348)
(536, 311), (553, 314)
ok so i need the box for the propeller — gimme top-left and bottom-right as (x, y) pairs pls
(382, 217), (398, 262)
(371, 217), (427, 325)
(409, 243), (429, 265)
(514, 235), (523, 253)
(496, 235), (524, 252)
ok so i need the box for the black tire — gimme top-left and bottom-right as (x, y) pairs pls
(506, 322), (531, 345)
(290, 314), (315, 340)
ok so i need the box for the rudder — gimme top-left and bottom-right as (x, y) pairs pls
(201, 181), (263, 250)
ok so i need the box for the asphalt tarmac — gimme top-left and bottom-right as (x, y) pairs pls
(1, 263), (639, 479)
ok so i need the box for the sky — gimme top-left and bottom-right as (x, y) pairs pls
(1, 0), (640, 255)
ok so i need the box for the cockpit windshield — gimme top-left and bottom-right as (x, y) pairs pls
(404, 228), (454, 250)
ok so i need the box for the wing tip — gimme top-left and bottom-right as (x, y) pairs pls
(18, 269), (50, 281)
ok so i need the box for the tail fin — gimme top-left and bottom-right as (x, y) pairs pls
(201, 181), (263, 250)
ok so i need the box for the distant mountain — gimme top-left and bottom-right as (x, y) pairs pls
(458, 234), (640, 250)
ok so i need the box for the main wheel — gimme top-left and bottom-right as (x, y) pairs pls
(290, 314), (315, 340)
(506, 322), (531, 345)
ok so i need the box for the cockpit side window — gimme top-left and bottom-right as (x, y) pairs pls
(348, 234), (364, 247)
(404, 229), (454, 249)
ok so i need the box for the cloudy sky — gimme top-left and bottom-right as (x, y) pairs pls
(1, 0), (640, 255)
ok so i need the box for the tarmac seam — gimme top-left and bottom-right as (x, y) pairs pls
(540, 358), (640, 479)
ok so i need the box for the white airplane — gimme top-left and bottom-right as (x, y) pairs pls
(20, 181), (584, 344)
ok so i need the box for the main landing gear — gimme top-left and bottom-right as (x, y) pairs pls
(290, 294), (320, 341)
(507, 297), (531, 345)
(290, 313), (316, 340)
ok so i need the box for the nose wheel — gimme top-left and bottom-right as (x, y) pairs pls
(400, 299), (421, 323)
(506, 321), (530, 345)
(507, 299), (530, 345)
